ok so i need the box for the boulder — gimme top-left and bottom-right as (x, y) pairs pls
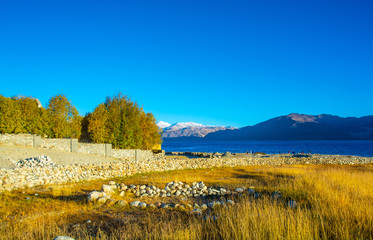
(87, 191), (101, 202)
(101, 184), (116, 195)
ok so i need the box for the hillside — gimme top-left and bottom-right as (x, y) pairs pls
(205, 113), (373, 140)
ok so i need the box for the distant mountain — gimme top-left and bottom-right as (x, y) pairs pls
(158, 121), (237, 138)
(156, 121), (171, 129)
(205, 113), (373, 140)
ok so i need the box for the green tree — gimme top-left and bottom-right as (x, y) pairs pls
(46, 94), (81, 138)
(87, 94), (162, 149)
(0, 95), (23, 133)
(15, 96), (45, 135)
(87, 104), (108, 143)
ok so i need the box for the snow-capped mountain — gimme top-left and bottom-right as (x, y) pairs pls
(157, 121), (237, 138)
(156, 121), (171, 129)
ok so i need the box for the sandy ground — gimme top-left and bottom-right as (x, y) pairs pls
(0, 143), (122, 169)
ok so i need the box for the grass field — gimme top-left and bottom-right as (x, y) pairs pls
(1, 163), (372, 239)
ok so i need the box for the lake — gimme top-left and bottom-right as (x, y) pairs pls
(162, 139), (373, 157)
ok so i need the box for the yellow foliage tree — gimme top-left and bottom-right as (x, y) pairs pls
(46, 94), (81, 138)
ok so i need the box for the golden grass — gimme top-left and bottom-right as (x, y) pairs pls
(1, 164), (373, 239)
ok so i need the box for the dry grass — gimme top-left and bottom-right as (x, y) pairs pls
(1, 164), (373, 239)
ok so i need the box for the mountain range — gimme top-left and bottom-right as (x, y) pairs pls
(205, 113), (373, 140)
(158, 113), (373, 140)
(157, 121), (237, 138)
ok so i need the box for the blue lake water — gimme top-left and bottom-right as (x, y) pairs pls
(162, 140), (373, 157)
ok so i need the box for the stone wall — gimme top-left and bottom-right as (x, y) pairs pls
(78, 143), (105, 156)
(0, 134), (33, 147)
(112, 149), (153, 160)
(41, 138), (72, 152)
(0, 134), (154, 160)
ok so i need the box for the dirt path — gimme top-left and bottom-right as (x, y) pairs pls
(0, 143), (122, 169)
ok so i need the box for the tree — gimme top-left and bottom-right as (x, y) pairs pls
(0, 95), (23, 133)
(87, 94), (162, 149)
(87, 104), (108, 143)
(46, 94), (81, 138)
(15, 96), (45, 135)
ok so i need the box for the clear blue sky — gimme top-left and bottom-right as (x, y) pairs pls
(1, 0), (372, 127)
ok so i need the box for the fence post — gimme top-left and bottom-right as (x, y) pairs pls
(105, 144), (112, 157)
(70, 139), (78, 153)
(135, 149), (143, 161)
(33, 135), (42, 148)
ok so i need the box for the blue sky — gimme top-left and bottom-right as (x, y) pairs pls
(1, 0), (372, 127)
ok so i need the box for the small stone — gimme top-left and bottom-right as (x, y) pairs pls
(97, 196), (109, 204)
(87, 191), (102, 202)
(200, 204), (208, 210)
(138, 202), (147, 208)
(108, 181), (116, 185)
(227, 200), (235, 205)
(53, 237), (75, 240)
(190, 208), (202, 215)
(235, 188), (244, 193)
(130, 201), (141, 207)
(148, 203), (157, 208)
(161, 203), (169, 208)
(117, 200), (128, 207)
(101, 184), (116, 195)
(86, 220), (92, 224)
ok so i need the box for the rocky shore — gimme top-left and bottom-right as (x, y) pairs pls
(1, 152), (373, 192)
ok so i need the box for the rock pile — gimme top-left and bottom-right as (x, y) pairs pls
(87, 181), (297, 214)
(14, 156), (54, 168)
(87, 181), (236, 203)
(87, 180), (244, 214)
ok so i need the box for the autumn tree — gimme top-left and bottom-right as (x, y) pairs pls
(87, 104), (108, 143)
(0, 95), (23, 133)
(15, 96), (45, 135)
(87, 94), (162, 149)
(46, 94), (81, 138)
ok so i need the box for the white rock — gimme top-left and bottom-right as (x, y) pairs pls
(130, 201), (141, 207)
(227, 200), (235, 205)
(101, 184), (116, 195)
(97, 196), (109, 204)
(87, 191), (101, 202)
(53, 237), (75, 240)
(138, 202), (147, 208)
(235, 188), (244, 193)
